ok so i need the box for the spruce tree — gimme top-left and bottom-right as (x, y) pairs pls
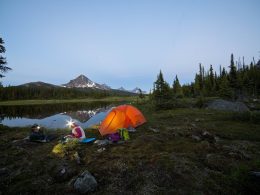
(222, 67), (227, 77)
(229, 53), (237, 89)
(214, 71), (219, 93)
(209, 65), (215, 89)
(219, 75), (233, 99)
(153, 70), (172, 109)
(0, 37), (11, 78)
(172, 75), (183, 98)
(194, 63), (206, 96)
(194, 74), (201, 96)
(198, 63), (203, 90)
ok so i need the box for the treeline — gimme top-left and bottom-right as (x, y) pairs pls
(0, 86), (111, 100)
(152, 54), (260, 109)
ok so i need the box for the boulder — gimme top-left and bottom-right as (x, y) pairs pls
(250, 171), (260, 177)
(73, 170), (97, 193)
(207, 99), (249, 112)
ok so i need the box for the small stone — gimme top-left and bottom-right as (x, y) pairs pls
(97, 147), (106, 153)
(128, 126), (137, 132)
(202, 131), (216, 143)
(47, 178), (53, 183)
(149, 127), (160, 133)
(191, 123), (196, 127)
(214, 136), (220, 143)
(191, 135), (201, 141)
(94, 139), (109, 146)
(253, 98), (258, 102)
(60, 168), (66, 175)
(74, 152), (81, 164)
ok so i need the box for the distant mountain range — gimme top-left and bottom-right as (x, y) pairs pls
(20, 81), (59, 88)
(20, 74), (146, 94)
(117, 86), (146, 94)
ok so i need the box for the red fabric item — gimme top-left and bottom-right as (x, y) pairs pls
(72, 127), (82, 138)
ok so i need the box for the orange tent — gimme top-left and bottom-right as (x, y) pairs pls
(99, 105), (146, 136)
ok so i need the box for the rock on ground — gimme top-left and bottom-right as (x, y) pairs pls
(207, 99), (249, 112)
(94, 139), (109, 146)
(72, 170), (97, 193)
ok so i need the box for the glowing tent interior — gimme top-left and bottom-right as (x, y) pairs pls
(99, 105), (146, 136)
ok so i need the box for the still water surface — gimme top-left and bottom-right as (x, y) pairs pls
(0, 101), (118, 129)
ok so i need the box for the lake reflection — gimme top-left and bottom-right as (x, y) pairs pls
(0, 102), (115, 129)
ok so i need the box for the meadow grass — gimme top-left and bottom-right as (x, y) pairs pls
(1, 100), (260, 194)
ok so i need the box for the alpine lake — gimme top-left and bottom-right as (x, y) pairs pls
(0, 101), (122, 129)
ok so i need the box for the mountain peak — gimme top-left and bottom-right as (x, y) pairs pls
(62, 75), (109, 90)
(131, 87), (142, 93)
(118, 87), (127, 91)
(63, 75), (96, 88)
(77, 74), (87, 79)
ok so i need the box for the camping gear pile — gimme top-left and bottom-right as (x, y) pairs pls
(28, 105), (146, 150)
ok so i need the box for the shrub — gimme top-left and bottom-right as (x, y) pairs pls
(195, 96), (205, 108)
(232, 111), (260, 124)
(251, 111), (260, 124)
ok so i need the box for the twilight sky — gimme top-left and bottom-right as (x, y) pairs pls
(1, 0), (260, 91)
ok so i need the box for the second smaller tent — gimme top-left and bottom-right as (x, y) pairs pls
(99, 105), (146, 136)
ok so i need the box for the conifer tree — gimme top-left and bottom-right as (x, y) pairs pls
(172, 75), (183, 98)
(198, 63), (204, 90)
(194, 74), (201, 96)
(222, 67), (227, 77)
(218, 75), (233, 99)
(153, 70), (172, 109)
(209, 65), (215, 89)
(214, 71), (219, 92)
(0, 37), (11, 78)
(229, 53), (237, 89)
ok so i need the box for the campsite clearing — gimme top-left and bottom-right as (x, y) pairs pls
(0, 102), (260, 194)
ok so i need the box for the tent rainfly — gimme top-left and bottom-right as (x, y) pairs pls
(99, 105), (146, 136)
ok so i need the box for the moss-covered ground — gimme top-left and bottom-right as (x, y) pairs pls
(1, 101), (260, 194)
